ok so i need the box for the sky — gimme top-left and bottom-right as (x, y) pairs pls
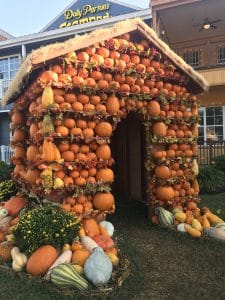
(0, 0), (150, 37)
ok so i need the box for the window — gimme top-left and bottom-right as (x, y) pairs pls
(0, 55), (20, 96)
(199, 106), (224, 142)
(217, 47), (225, 65)
(183, 50), (200, 67)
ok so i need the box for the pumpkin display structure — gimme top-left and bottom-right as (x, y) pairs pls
(5, 18), (207, 221)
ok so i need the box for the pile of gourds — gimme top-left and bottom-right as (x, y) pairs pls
(154, 202), (225, 239)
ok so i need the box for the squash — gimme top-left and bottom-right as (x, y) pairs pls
(192, 159), (199, 176)
(41, 167), (53, 189)
(175, 212), (186, 223)
(216, 223), (225, 230)
(192, 218), (203, 232)
(41, 86), (54, 108)
(204, 227), (225, 241)
(201, 215), (210, 229)
(177, 223), (187, 232)
(82, 218), (100, 238)
(42, 140), (55, 162)
(51, 263), (88, 290)
(0, 216), (12, 234)
(205, 212), (224, 225)
(185, 210), (194, 225)
(81, 236), (98, 252)
(72, 249), (90, 266)
(52, 143), (61, 162)
(84, 247), (112, 287)
(42, 115), (54, 135)
(72, 264), (84, 275)
(99, 221), (114, 237)
(26, 245), (58, 276)
(155, 207), (174, 227)
(4, 196), (25, 217)
(106, 252), (119, 267)
(11, 247), (28, 272)
(46, 250), (72, 278)
(92, 193), (115, 211)
(92, 235), (114, 250)
(184, 224), (201, 238)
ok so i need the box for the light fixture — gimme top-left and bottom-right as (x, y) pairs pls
(203, 23), (211, 30)
(161, 30), (165, 35)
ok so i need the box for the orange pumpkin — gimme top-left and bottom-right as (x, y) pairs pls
(92, 192), (115, 211)
(106, 95), (120, 114)
(152, 122), (167, 137)
(96, 168), (114, 183)
(155, 186), (175, 202)
(95, 122), (112, 137)
(96, 144), (111, 160)
(26, 245), (58, 276)
(147, 101), (161, 116)
(155, 166), (171, 179)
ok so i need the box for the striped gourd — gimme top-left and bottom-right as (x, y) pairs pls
(51, 263), (88, 290)
(155, 207), (174, 227)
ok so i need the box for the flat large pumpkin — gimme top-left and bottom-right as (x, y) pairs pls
(26, 245), (58, 276)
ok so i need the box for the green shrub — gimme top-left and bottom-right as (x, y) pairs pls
(198, 166), (225, 193)
(0, 180), (18, 202)
(0, 161), (11, 182)
(13, 205), (80, 255)
(214, 155), (225, 173)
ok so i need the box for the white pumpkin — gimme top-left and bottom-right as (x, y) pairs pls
(177, 223), (187, 232)
(81, 236), (98, 252)
(99, 221), (114, 236)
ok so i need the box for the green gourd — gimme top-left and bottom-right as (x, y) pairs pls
(42, 115), (55, 135)
(51, 263), (88, 290)
(155, 207), (174, 227)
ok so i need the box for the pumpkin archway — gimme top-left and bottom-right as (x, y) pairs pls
(6, 18), (207, 221)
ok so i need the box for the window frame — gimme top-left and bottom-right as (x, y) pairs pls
(198, 106), (225, 143)
(217, 46), (225, 65)
(183, 49), (200, 68)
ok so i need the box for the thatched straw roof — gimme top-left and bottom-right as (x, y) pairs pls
(3, 18), (208, 104)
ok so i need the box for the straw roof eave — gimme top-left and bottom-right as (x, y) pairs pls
(3, 18), (208, 105)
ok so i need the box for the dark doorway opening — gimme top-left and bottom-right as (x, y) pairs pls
(111, 112), (147, 202)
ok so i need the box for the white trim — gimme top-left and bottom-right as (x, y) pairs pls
(0, 9), (151, 50)
(223, 106), (225, 140)
(0, 110), (10, 113)
(40, 0), (143, 33)
(0, 53), (21, 60)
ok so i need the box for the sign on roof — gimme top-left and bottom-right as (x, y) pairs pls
(42, 0), (139, 32)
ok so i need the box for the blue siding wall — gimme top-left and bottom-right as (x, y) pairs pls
(44, 0), (139, 31)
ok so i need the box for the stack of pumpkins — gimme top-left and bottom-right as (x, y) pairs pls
(10, 32), (200, 215)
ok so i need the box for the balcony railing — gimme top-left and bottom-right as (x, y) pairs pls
(198, 141), (225, 165)
(174, 40), (225, 70)
(0, 145), (13, 164)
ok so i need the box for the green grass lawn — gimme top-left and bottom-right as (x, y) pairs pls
(1, 193), (225, 300)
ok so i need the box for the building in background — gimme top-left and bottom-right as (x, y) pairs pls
(151, 0), (225, 144)
(0, 0), (151, 160)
